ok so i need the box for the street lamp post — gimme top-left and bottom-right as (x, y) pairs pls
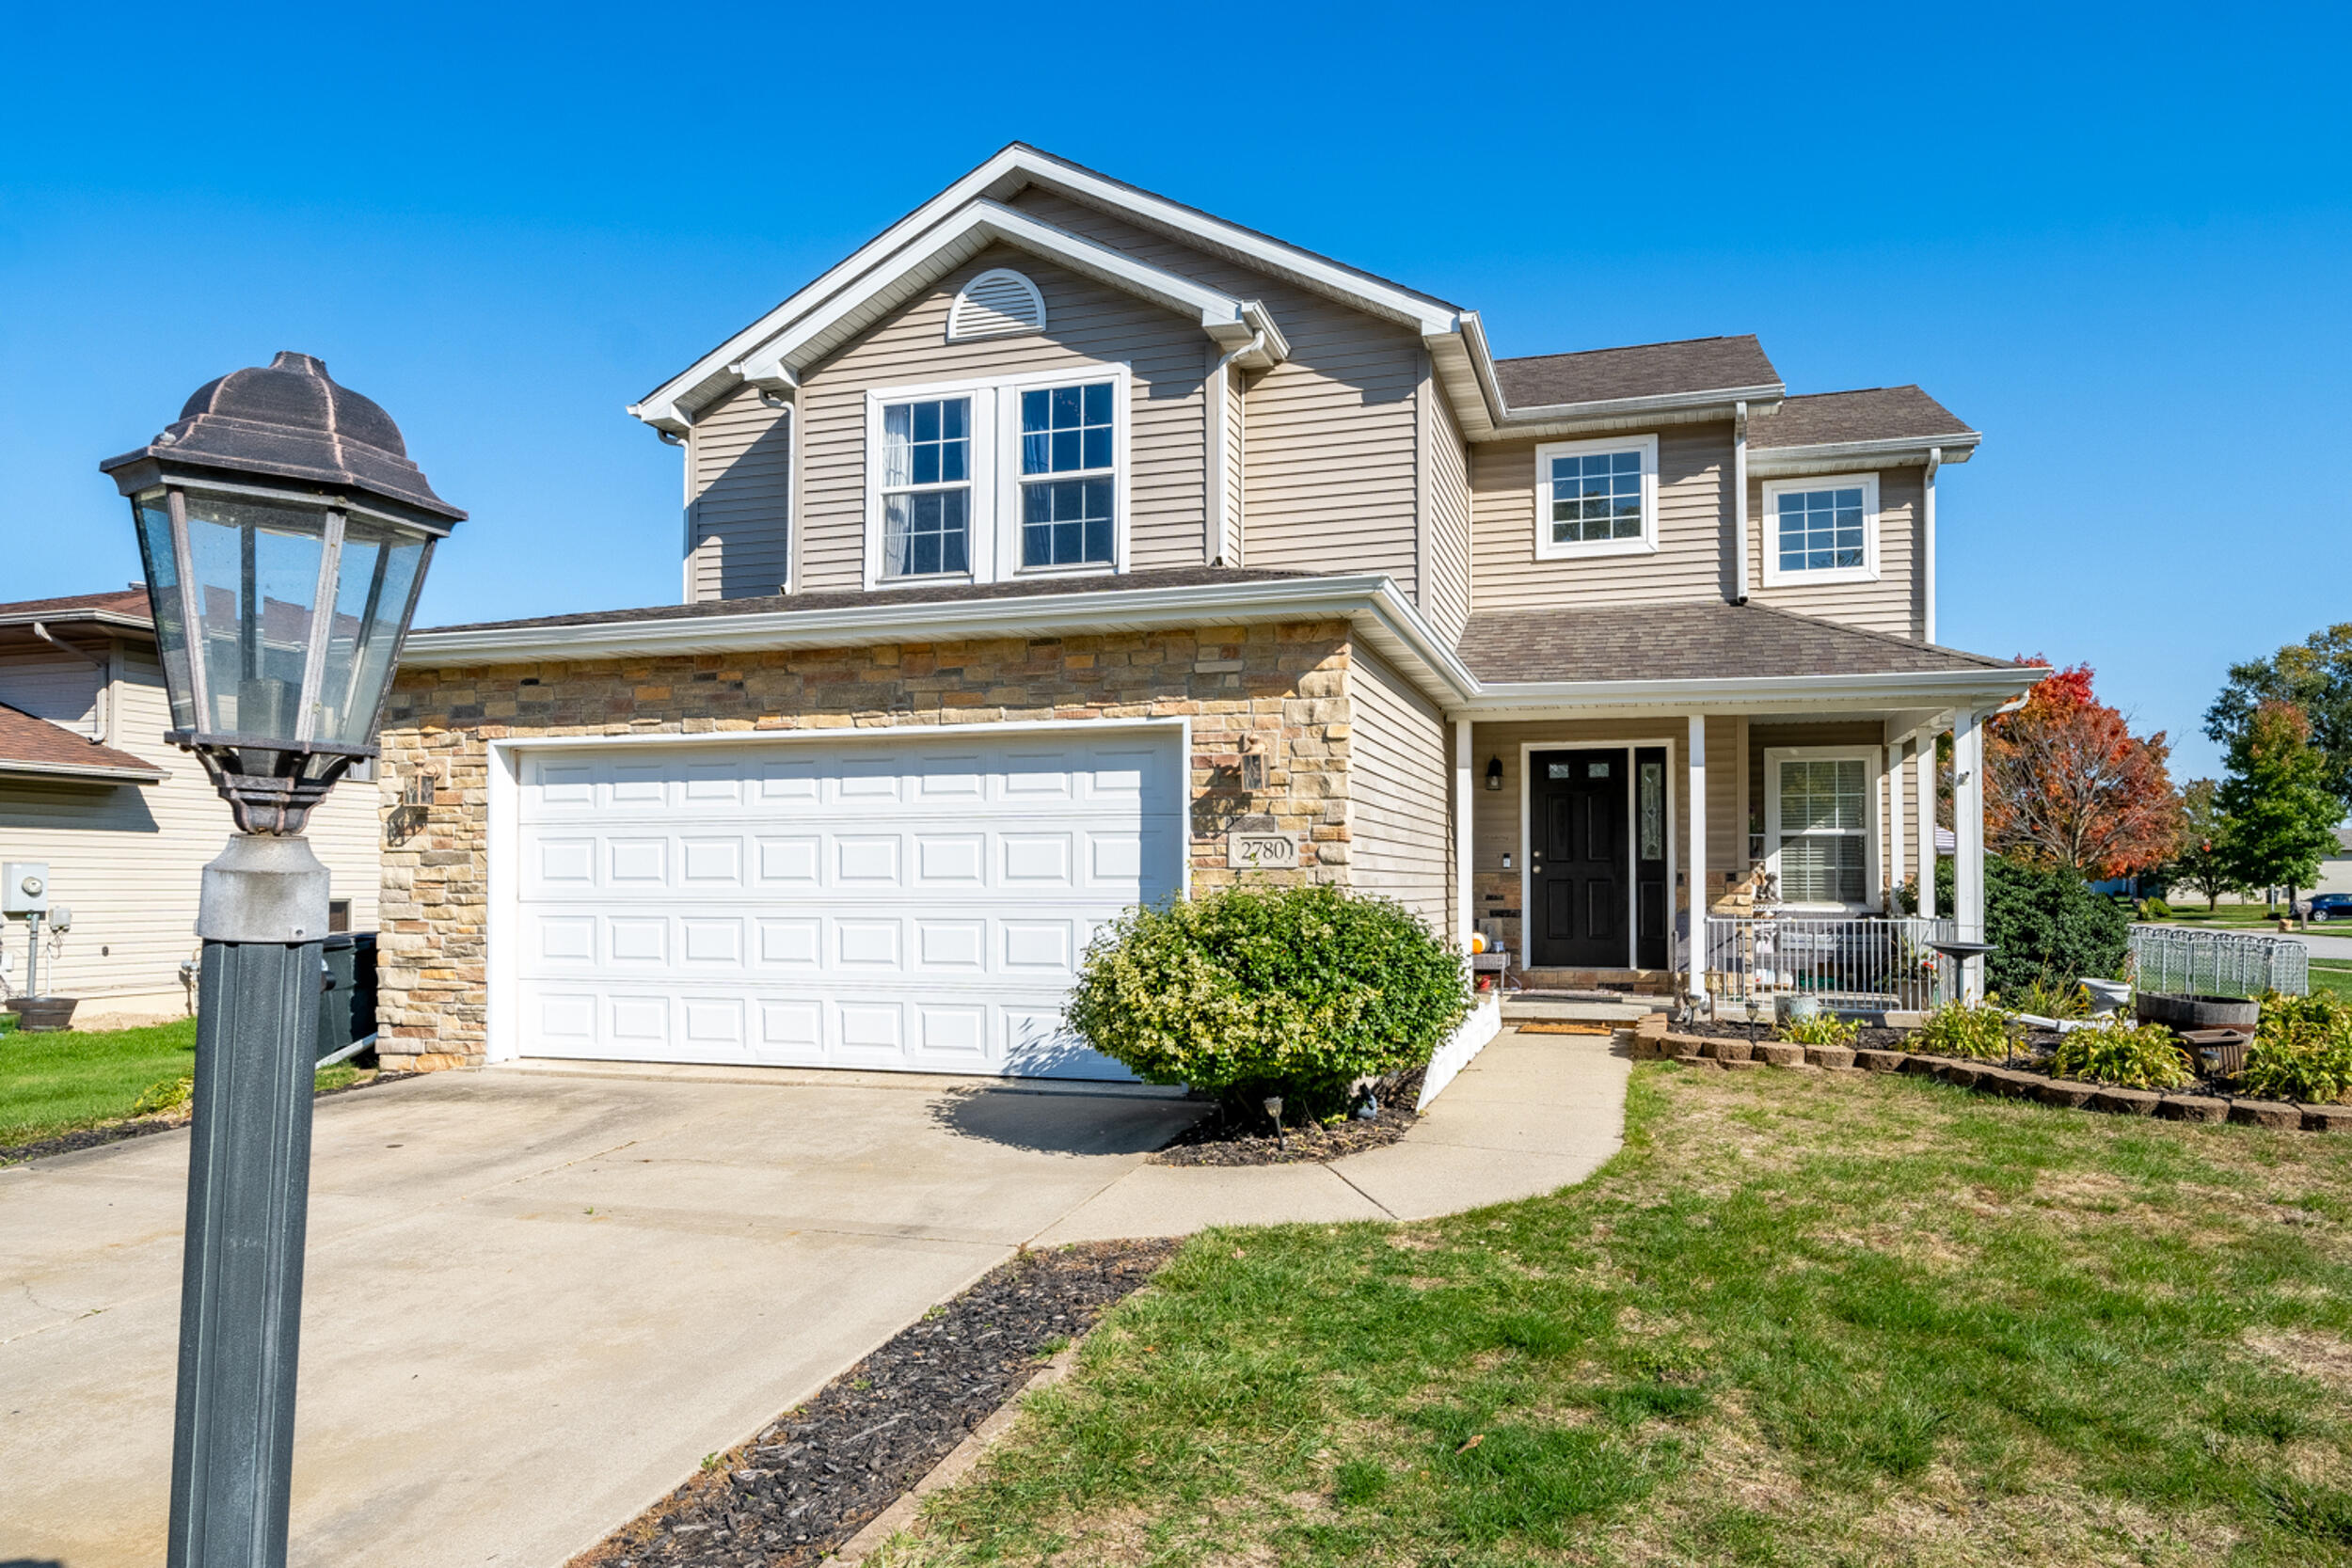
(102, 353), (463, 1568)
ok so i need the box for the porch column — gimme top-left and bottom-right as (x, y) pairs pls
(1454, 718), (1474, 952)
(1954, 707), (1987, 1000)
(1686, 714), (1707, 1000)
(1885, 740), (1906, 907)
(1913, 737), (1936, 921)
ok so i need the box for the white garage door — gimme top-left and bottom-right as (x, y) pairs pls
(511, 728), (1184, 1077)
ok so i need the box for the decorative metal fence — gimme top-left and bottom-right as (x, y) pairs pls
(2128, 925), (2307, 998)
(1701, 916), (1957, 1012)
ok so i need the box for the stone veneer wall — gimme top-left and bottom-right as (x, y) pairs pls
(373, 621), (1353, 1069)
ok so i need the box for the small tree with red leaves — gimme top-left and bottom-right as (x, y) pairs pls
(1984, 660), (2184, 879)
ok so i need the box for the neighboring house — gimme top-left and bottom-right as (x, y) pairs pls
(0, 589), (382, 1025)
(380, 145), (2035, 1077)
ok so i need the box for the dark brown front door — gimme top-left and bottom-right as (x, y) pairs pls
(1531, 749), (1629, 969)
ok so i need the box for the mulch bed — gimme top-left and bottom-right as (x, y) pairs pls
(0, 1069), (417, 1167)
(1152, 1067), (1424, 1166)
(570, 1239), (1177, 1568)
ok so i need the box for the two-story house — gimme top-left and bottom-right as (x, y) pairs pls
(378, 146), (2033, 1077)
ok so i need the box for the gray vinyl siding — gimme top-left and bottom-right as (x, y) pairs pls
(0, 648), (378, 1016)
(1746, 466), (1925, 638)
(793, 245), (1209, 592)
(1347, 644), (1452, 932)
(1421, 372), (1471, 644)
(1470, 422), (1735, 611)
(687, 388), (794, 601)
(1007, 189), (1428, 593)
(0, 651), (103, 731)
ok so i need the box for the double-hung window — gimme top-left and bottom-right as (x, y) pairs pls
(865, 367), (1128, 589)
(1760, 473), (1879, 586)
(1532, 434), (1659, 560)
(879, 397), (972, 578)
(1766, 749), (1877, 908)
(1019, 381), (1115, 569)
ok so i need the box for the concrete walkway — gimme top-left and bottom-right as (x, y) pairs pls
(0, 1028), (1623, 1568)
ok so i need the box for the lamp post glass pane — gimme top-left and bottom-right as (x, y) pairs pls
(315, 519), (428, 748)
(182, 492), (328, 744)
(131, 492), (198, 731)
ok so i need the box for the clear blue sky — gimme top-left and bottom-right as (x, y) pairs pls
(4, 1), (2344, 784)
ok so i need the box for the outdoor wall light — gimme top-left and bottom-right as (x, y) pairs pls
(1485, 755), (1502, 791)
(101, 352), (461, 1568)
(103, 352), (464, 834)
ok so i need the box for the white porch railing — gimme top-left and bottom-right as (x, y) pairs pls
(1701, 915), (1958, 1013)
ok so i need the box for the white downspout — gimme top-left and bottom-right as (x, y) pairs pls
(1922, 446), (1941, 643)
(1454, 717), (1473, 952)
(1205, 333), (1263, 566)
(1731, 402), (1750, 603)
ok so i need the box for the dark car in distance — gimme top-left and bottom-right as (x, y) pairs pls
(2307, 893), (2352, 923)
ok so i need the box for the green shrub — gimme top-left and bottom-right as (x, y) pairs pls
(1915, 1000), (2013, 1060)
(1944, 856), (2129, 997)
(2241, 991), (2352, 1104)
(1064, 883), (1468, 1117)
(131, 1074), (193, 1117)
(2048, 1022), (2194, 1089)
(2005, 976), (2090, 1022)
(2136, 895), (2174, 921)
(1776, 1012), (1859, 1047)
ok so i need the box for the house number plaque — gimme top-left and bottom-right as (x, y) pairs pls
(1227, 815), (1300, 870)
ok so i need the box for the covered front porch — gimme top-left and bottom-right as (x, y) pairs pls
(1449, 702), (2009, 1014)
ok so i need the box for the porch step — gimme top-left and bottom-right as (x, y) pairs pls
(1502, 993), (1666, 1024)
(1518, 967), (1680, 997)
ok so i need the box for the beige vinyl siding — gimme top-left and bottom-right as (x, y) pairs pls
(1746, 466), (1924, 638)
(1346, 645), (1452, 932)
(1219, 360), (1246, 563)
(0, 647), (379, 1020)
(1470, 422), (1735, 611)
(1420, 371), (1471, 644)
(1006, 189), (1428, 592)
(687, 388), (794, 601)
(794, 245), (1209, 593)
(0, 651), (103, 731)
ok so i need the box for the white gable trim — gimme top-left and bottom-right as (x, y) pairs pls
(630, 145), (1453, 433)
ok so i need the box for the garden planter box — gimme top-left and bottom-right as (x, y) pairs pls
(6, 996), (78, 1033)
(2137, 993), (2260, 1033)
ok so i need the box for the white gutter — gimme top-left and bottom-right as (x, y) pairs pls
(1749, 432), (1978, 478)
(1730, 402), (1749, 604)
(0, 755), (167, 784)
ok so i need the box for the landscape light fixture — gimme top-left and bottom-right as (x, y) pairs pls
(102, 352), (462, 1568)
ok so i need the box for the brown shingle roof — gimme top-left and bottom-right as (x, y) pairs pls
(420, 565), (1321, 636)
(1491, 335), (1781, 410)
(1455, 601), (2019, 685)
(1749, 386), (1976, 450)
(0, 588), (151, 625)
(0, 702), (166, 782)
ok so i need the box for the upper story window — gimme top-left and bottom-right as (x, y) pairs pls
(1533, 434), (1659, 560)
(880, 397), (972, 578)
(863, 366), (1129, 589)
(1761, 472), (1879, 586)
(946, 268), (1046, 341)
(1020, 383), (1115, 568)
(1766, 749), (1878, 909)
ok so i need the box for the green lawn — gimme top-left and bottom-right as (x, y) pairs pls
(0, 1016), (371, 1152)
(878, 1063), (2352, 1567)
(0, 1016), (198, 1148)
(2313, 961), (2352, 1002)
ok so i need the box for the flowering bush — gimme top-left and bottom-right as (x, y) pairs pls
(1064, 883), (1468, 1118)
(1915, 1000), (2012, 1060)
(2048, 1022), (2194, 1089)
(2240, 992), (2352, 1104)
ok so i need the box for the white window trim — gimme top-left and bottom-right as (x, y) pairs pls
(1759, 471), (1881, 587)
(1764, 745), (1883, 912)
(863, 364), (1133, 591)
(1533, 433), (1660, 561)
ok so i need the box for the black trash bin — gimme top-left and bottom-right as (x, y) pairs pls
(317, 932), (380, 1062)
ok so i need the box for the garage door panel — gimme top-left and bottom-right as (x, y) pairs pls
(514, 732), (1180, 1076)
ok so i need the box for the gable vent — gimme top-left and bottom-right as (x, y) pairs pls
(947, 268), (1046, 341)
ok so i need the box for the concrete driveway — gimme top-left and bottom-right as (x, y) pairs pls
(0, 1063), (1198, 1568)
